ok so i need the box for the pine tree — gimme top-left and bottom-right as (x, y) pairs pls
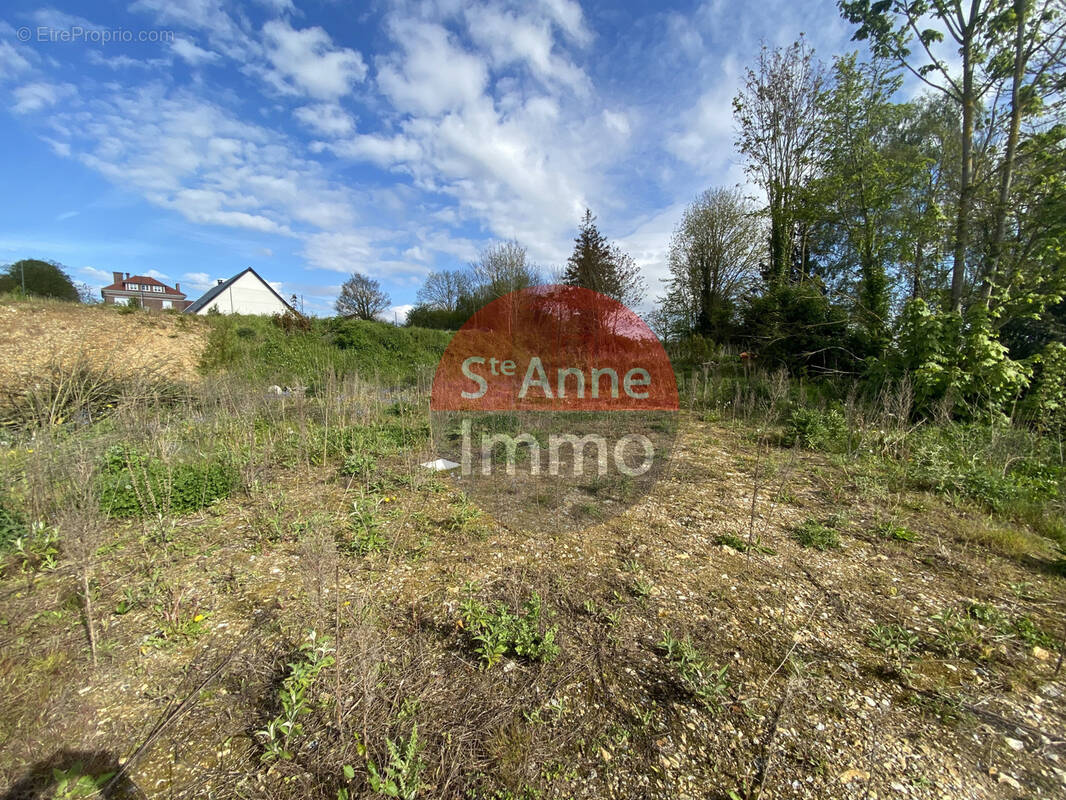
(562, 210), (645, 307)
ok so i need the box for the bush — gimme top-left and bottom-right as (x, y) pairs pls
(783, 406), (849, 452)
(97, 445), (239, 518)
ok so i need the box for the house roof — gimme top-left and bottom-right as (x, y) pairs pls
(101, 275), (185, 297)
(183, 267), (296, 314)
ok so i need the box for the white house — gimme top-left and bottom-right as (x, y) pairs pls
(185, 268), (295, 316)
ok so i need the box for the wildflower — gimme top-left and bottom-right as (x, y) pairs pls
(193, 614), (205, 622)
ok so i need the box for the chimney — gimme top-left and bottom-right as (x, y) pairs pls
(174, 282), (180, 293)
(112, 271), (123, 285)
(124, 272), (130, 279)
(217, 279), (224, 286)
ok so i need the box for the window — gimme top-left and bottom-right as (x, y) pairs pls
(162, 300), (173, 309)
(126, 283), (139, 291)
(153, 285), (164, 293)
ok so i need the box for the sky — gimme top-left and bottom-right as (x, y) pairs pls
(0, 0), (862, 318)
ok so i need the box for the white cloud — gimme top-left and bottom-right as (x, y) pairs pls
(464, 6), (589, 92)
(172, 38), (221, 66)
(262, 19), (367, 99)
(56, 210), (79, 221)
(79, 265), (114, 283)
(12, 82), (76, 114)
(324, 133), (422, 167)
(294, 103), (354, 137)
(375, 21), (488, 116)
(87, 51), (166, 70)
(0, 41), (32, 81)
(538, 0), (593, 45)
(182, 271), (213, 290)
(379, 303), (414, 323)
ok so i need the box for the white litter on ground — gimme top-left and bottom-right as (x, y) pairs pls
(421, 458), (460, 471)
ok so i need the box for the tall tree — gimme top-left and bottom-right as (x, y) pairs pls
(0, 259), (79, 301)
(469, 240), (540, 301)
(562, 209), (646, 307)
(808, 55), (911, 351)
(335, 272), (390, 320)
(660, 188), (763, 340)
(839, 0), (1002, 311)
(733, 37), (828, 286)
(416, 269), (473, 312)
(981, 0), (1066, 302)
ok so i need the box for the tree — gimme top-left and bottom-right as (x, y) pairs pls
(733, 37), (828, 286)
(469, 240), (540, 301)
(335, 272), (389, 320)
(562, 209), (647, 307)
(0, 259), (79, 301)
(416, 269), (473, 312)
(660, 188), (763, 341)
(806, 55), (911, 352)
(839, 0), (1004, 312)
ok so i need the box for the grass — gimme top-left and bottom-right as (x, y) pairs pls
(793, 518), (842, 550)
(0, 296), (1063, 799)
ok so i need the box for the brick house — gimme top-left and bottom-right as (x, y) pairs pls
(100, 272), (190, 311)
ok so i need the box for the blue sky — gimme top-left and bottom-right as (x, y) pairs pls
(0, 0), (860, 317)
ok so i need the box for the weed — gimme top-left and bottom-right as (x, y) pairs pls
(657, 630), (731, 710)
(459, 587), (559, 668)
(339, 496), (387, 555)
(930, 608), (977, 657)
(50, 762), (114, 799)
(364, 722), (426, 800)
(11, 522), (59, 572)
(716, 533), (776, 555)
(258, 630), (335, 762)
(875, 521), (919, 542)
(447, 494), (485, 537)
(793, 519), (841, 550)
(868, 624), (919, 672)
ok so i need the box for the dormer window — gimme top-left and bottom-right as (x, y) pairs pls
(153, 285), (163, 292)
(126, 283), (139, 290)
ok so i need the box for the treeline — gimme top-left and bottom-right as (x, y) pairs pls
(409, 1), (1066, 425)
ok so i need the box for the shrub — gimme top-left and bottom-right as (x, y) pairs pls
(97, 445), (239, 518)
(783, 406), (848, 452)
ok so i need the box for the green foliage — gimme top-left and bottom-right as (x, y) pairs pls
(867, 623), (919, 671)
(715, 532), (776, 554)
(793, 518), (841, 550)
(1021, 341), (1066, 431)
(458, 587), (559, 669)
(365, 722), (426, 800)
(875, 521), (919, 542)
(0, 498), (28, 552)
(906, 424), (1063, 516)
(258, 631), (335, 762)
(740, 283), (857, 373)
(879, 300), (1032, 419)
(97, 445), (239, 518)
(783, 406), (849, 452)
(657, 630), (731, 710)
(50, 762), (114, 799)
(0, 259), (79, 301)
(339, 496), (387, 555)
(198, 313), (451, 384)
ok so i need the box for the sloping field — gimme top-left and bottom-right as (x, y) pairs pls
(0, 301), (208, 389)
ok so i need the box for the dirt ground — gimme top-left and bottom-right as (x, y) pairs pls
(0, 414), (1063, 799)
(0, 301), (208, 388)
